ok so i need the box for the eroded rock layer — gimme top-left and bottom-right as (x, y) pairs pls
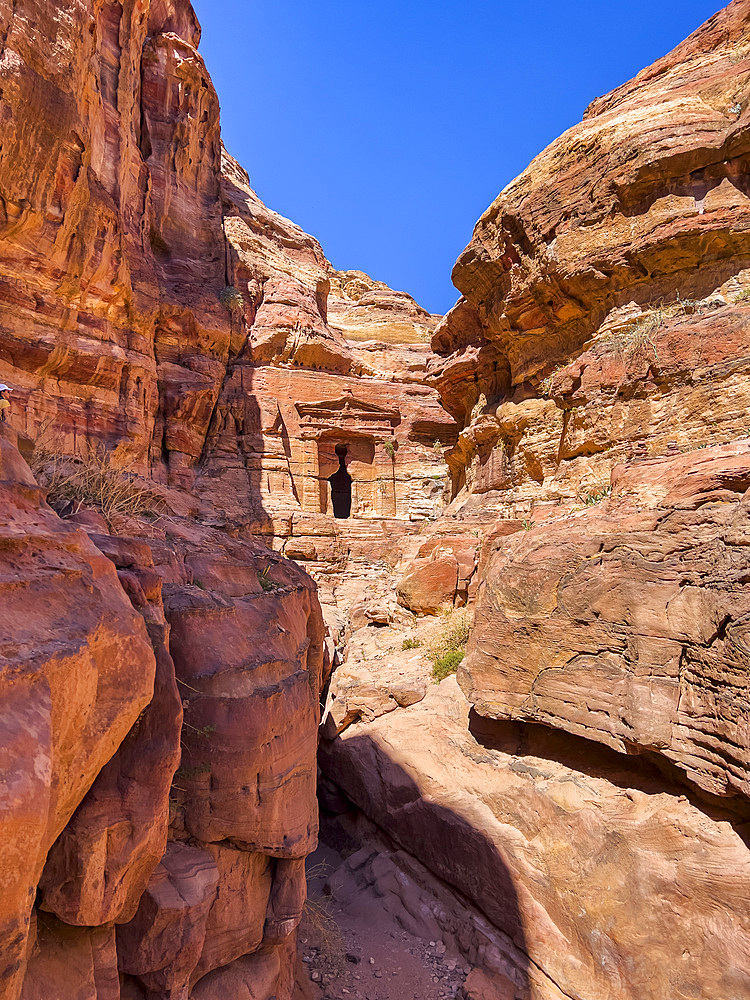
(2, 1), (750, 999)
(0, 2), (338, 998)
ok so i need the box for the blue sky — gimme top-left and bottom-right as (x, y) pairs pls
(192, 1), (721, 315)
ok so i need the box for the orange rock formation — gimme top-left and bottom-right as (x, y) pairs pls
(0, 2), (749, 1000)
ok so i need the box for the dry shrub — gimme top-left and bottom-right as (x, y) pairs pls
(300, 861), (346, 976)
(30, 439), (165, 523)
(219, 285), (245, 314)
(609, 296), (711, 360)
(427, 609), (471, 681)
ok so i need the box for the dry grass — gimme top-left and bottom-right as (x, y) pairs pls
(300, 861), (346, 976)
(219, 285), (245, 314)
(30, 439), (165, 523)
(608, 296), (710, 360)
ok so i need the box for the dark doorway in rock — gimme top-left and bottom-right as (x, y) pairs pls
(329, 444), (352, 519)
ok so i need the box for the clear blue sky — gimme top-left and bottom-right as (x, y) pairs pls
(192, 1), (721, 315)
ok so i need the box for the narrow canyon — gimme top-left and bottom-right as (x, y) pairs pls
(0, 2), (748, 1000)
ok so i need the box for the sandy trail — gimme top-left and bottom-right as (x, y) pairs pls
(298, 841), (471, 1000)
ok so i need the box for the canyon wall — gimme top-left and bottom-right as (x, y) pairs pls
(2, 1), (749, 999)
(0, 3), (458, 998)
(0, 1), (377, 997)
(319, 4), (750, 999)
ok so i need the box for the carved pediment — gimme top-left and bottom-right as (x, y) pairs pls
(296, 393), (401, 431)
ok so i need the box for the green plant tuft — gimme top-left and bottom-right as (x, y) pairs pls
(401, 637), (422, 651)
(219, 285), (245, 314)
(432, 647), (465, 680)
(175, 763), (211, 779)
(427, 611), (471, 682)
(384, 440), (396, 458)
(578, 484), (612, 506)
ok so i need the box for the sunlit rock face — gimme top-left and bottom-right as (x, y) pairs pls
(0, 0), (228, 486)
(0, 434), (156, 1000)
(318, 5), (750, 1000)
(2, 1), (750, 999)
(0, 3), (332, 999)
(195, 151), (456, 556)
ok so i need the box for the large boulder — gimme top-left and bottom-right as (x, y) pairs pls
(460, 443), (750, 802)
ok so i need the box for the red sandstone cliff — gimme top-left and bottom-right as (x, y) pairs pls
(2, 2), (750, 1000)
(0, 3), (334, 998)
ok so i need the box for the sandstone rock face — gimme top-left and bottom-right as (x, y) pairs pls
(0, 0), (228, 484)
(117, 842), (220, 999)
(3, 0), (749, 998)
(316, 6), (750, 1000)
(197, 151), (455, 545)
(439, 0), (750, 393)
(321, 681), (750, 1000)
(0, 434), (156, 1000)
(462, 443), (750, 801)
(20, 917), (120, 1000)
(39, 534), (183, 929)
(0, 3), (338, 998)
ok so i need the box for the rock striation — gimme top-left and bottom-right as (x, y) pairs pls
(1, 1), (750, 999)
(0, 2), (455, 998)
(0, 2), (343, 998)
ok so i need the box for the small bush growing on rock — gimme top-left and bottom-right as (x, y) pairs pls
(609, 294), (717, 361)
(219, 285), (245, 314)
(734, 287), (750, 303)
(433, 438), (443, 455)
(431, 647), (465, 680)
(258, 566), (276, 592)
(30, 440), (165, 524)
(578, 483), (612, 506)
(539, 365), (563, 397)
(384, 440), (396, 459)
(402, 637), (422, 650)
(149, 226), (170, 257)
(175, 763), (211, 780)
(428, 611), (471, 682)
(300, 862), (346, 979)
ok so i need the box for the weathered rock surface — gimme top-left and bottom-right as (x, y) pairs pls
(461, 442), (750, 802)
(321, 680), (750, 1000)
(0, 0), (228, 484)
(117, 842), (220, 999)
(3, 1), (750, 999)
(39, 534), (183, 928)
(0, 433), (156, 999)
(196, 152), (455, 543)
(21, 916), (120, 1000)
(316, 7), (750, 1000)
(0, 3), (339, 998)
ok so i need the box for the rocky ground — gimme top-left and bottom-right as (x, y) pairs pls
(299, 842), (473, 1000)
